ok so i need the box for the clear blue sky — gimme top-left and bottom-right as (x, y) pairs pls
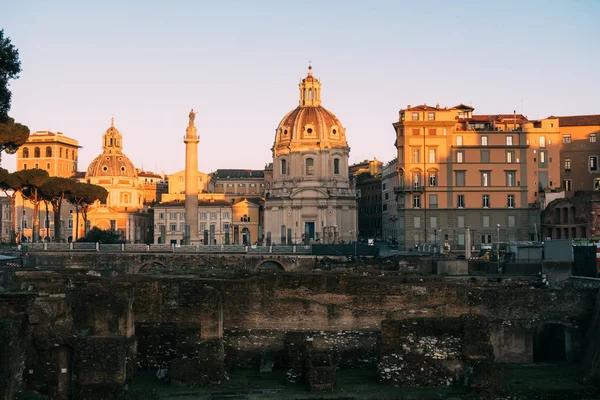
(3, 0), (599, 174)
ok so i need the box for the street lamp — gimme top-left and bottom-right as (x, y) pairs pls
(496, 224), (501, 274)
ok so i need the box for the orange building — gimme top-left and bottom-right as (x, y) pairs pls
(16, 130), (80, 177)
(392, 104), (560, 251)
(558, 115), (600, 195)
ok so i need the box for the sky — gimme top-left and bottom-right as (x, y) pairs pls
(2, 0), (600, 175)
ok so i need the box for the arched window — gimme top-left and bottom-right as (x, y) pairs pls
(308, 88), (313, 101)
(59, 147), (63, 158)
(46, 146), (52, 157)
(71, 150), (75, 160)
(22, 147), (29, 158)
(281, 159), (287, 175)
(34, 147), (40, 158)
(333, 159), (340, 175)
(305, 158), (314, 175)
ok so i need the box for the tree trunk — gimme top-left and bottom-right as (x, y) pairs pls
(52, 200), (61, 243)
(10, 195), (16, 244)
(32, 200), (39, 243)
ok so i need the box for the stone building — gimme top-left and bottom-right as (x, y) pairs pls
(350, 159), (383, 240)
(381, 158), (398, 241)
(81, 119), (150, 242)
(153, 197), (262, 245)
(211, 169), (266, 200)
(16, 130), (80, 177)
(162, 169), (214, 202)
(558, 114), (600, 195)
(12, 130), (80, 242)
(264, 66), (357, 245)
(0, 196), (11, 242)
(392, 104), (560, 250)
(541, 191), (600, 240)
(137, 170), (167, 204)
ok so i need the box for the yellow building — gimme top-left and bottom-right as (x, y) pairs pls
(165, 169), (214, 198)
(392, 104), (560, 250)
(79, 119), (150, 243)
(16, 130), (80, 177)
(211, 169), (265, 200)
(14, 130), (80, 242)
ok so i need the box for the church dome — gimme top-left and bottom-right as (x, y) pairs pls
(273, 66), (348, 156)
(85, 119), (137, 179)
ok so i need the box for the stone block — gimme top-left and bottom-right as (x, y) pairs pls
(307, 353), (335, 392)
(170, 339), (224, 386)
(436, 260), (468, 275)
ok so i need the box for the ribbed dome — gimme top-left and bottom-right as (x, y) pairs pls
(86, 153), (137, 178)
(272, 67), (347, 156)
(85, 119), (137, 179)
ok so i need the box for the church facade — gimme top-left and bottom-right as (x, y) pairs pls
(263, 67), (357, 245)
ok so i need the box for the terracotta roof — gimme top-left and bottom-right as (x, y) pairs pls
(403, 103), (475, 112)
(138, 170), (162, 178)
(70, 171), (85, 178)
(233, 197), (263, 206)
(212, 169), (265, 179)
(558, 115), (600, 127)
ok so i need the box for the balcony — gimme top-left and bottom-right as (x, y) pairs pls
(393, 184), (423, 193)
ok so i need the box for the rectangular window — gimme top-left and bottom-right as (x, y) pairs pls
(200, 212), (207, 220)
(481, 234), (492, 244)
(540, 136), (546, 148)
(564, 158), (571, 172)
(428, 128), (436, 136)
(281, 159), (287, 175)
(429, 194), (438, 209)
(412, 149), (420, 163)
(200, 223), (206, 232)
(46, 162), (50, 169)
(563, 135), (571, 144)
(412, 128), (420, 136)
(481, 136), (488, 146)
(591, 134), (597, 143)
(179, 223), (185, 232)
(508, 215), (515, 228)
(455, 171), (465, 187)
(428, 112), (435, 121)
(505, 171), (516, 187)
(159, 212), (164, 219)
(480, 150), (490, 163)
(430, 216), (437, 228)
(482, 194), (490, 208)
(595, 178), (600, 191)
(68, 219), (73, 229)
(456, 150), (464, 163)
(481, 171), (491, 187)
(333, 159), (340, 174)
(384, 192), (389, 200)
(210, 212), (217, 219)
(179, 212), (185, 220)
(412, 112), (419, 121)
(428, 172), (437, 186)
(223, 212), (230, 219)
(506, 136), (513, 146)
(170, 212), (177, 219)
(590, 156), (598, 171)
(412, 194), (421, 209)
(506, 150), (514, 163)
(508, 194), (515, 208)
(414, 216), (421, 228)
(483, 215), (490, 228)
(428, 149), (436, 163)
(457, 136), (463, 146)
(564, 179), (572, 191)
(457, 194), (465, 208)
(458, 215), (465, 228)
(539, 150), (548, 167)
(170, 224), (176, 232)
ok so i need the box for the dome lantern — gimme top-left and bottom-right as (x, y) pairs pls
(102, 117), (123, 154)
(298, 65), (321, 107)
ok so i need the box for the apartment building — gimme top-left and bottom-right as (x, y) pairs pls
(211, 169), (265, 200)
(558, 115), (600, 195)
(381, 158), (398, 241)
(350, 159), (383, 240)
(392, 104), (560, 251)
(16, 130), (80, 177)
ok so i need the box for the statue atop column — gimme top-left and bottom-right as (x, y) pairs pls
(186, 109), (198, 138)
(189, 109), (196, 126)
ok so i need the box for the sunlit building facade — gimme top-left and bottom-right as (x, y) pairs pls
(392, 104), (560, 251)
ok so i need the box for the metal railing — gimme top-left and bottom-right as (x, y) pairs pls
(21, 242), (312, 255)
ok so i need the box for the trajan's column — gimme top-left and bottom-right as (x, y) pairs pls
(184, 109), (199, 244)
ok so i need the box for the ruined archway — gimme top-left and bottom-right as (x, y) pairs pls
(533, 323), (568, 362)
(135, 259), (166, 274)
(255, 259), (286, 271)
